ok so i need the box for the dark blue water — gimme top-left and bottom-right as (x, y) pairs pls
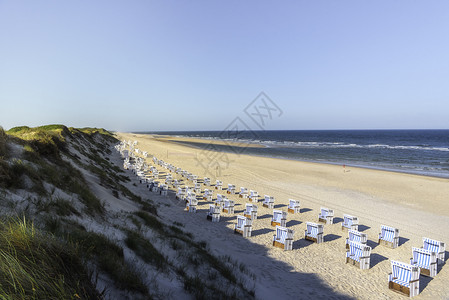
(139, 130), (449, 178)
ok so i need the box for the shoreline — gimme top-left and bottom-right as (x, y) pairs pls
(133, 133), (449, 180)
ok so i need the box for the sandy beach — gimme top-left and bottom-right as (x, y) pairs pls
(116, 132), (449, 299)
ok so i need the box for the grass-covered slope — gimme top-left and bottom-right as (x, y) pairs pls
(0, 125), (255, 300)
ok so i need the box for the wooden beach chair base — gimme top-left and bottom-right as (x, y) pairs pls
(420, 268), (431, 277)
(244, 213), (252, 219)
(223, 208), (234, 214)
(263, 203), (274, 209)
(287, 208), (295, 214)
(234, 227), (251, 237)
(273, 240), (292, 250)
(388, 280), (417, 297)
(378, 239), (398, 249)
(273, 241), (284, 249)
(346, 256), (370, 269)
(305, 236), (318, 243)
(318, 217), (333, 224)
(271, 221), (280, 227)
(346, 257), (361, 268)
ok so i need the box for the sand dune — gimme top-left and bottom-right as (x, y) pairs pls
(116, 132), (449, 299)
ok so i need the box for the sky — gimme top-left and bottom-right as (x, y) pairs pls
(1, 1), (448, 131)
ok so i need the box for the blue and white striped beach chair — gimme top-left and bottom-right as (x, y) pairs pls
(215, 180), (223, 190)
(345, 229), (367, 249)
(244, 203), (258, 220)
(249, 190), (259, 202)
(287, 199), (300, 214)
(186, 198), (198, 213)
(378, 225), (399, 248)
(239, 187), (248, 198)
(222, 199), (235, 214)
(342, 214), (359, 231)
(346, 241), (371, 269)
(234, 215), (252, 237)
(194, 183), (201, 194)
(263, 195), (275, 209)
(305, 222), (324, 244)
(410, 247), (437, 277)
(176, 187), (186, 200)
(388, 260), (420, 297)
(271, 210), (287, 227)
(215, 194), (225, 206)
(160, 184), (168, 196)
(203, 189), (213, 201)
(206, 204), (220, 222)
(273, 226), (294, 250)
(318, 207), (334, 224)
(203, 177), (211, 186)
(227, 184), (236, 194)
(422, 237), (445, 265)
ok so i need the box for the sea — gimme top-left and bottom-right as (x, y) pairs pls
(139, 130), (449, 179)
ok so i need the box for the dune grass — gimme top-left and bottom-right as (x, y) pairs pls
(0, 216), (99, 299)
(0, 127), (7, 158)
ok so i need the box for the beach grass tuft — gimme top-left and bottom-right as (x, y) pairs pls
(0, 216), (99, 299)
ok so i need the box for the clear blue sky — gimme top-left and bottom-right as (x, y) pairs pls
(1, 1), (448, 131)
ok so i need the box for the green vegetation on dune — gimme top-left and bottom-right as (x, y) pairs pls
(0, 217), (100, 299)
(0, 124), (255, 299)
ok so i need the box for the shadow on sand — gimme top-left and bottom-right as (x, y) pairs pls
(370, 253), (388, 268)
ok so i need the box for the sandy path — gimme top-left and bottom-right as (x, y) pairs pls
(116, 133), (449, 299)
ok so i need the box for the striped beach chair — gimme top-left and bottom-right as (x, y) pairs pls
(345, 229), (367, 249)
(227, 184), (236, 194)
(244, 203), (258, 220)
(263, 195), (275, 209)
(151, 181), (160, 193)
(249, 190), (259, 202)
(346, 241), (371, 269)
(318, 207), (334, 224)
(342, 214), (359, 231)
(186, 191), (196, 203)
(206, 204), (220, 222)
(271, 210), (287, 227)
(186, 198), (198, 213)
(234, 215), (252, 237)
(194, 183), (201, 194)
(273, 226), (294, 250)
(222, 199), (235, 214)
(215, 180), (223, 190)
(160, 184), (168, 196)
(422, 237), (445, 265)
(165, 175), (172, 186)
(239, 187), (248, 198)
(388, 260), (420, 297)
(203, 177), (211, 186)
(305, 222), (324, 244)
(378, 225), (399, 248)
(287, 199), (300, 214)
(176, 186), (184, 198)
(203, 189), (213, 201)
(410, 247), (437, 277)
(215, 194), (224, 206)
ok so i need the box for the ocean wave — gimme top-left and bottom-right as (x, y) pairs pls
(164, 134), (449, 152)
